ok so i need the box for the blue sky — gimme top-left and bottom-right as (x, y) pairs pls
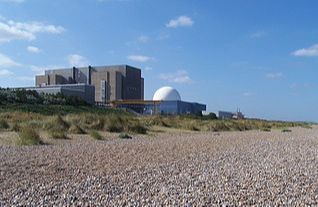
(0, 0), (318, 121)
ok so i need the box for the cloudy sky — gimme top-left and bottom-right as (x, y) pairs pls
(1, 0), (318, 121)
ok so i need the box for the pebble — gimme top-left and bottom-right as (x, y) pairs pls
(0, 127), (318, 206)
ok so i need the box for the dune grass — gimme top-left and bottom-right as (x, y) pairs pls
(0, 107), (311, 143)
(90, 130), (103, 140)
(119, 133), (132, 139)
(17, 127), (42, 146)
(0, 119), (9, 130)
(68, 124), (86, 134)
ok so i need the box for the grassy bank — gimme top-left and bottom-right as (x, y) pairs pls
(0, 104), (312, 145)
(0, 104), (130, 116)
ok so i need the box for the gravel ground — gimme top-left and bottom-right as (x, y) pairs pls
(1, 127), (318, 206)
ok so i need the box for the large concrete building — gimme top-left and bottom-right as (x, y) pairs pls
(21, 84), (95, 104)
(36, 65), (144, 103)
(113, 86), (207, 115)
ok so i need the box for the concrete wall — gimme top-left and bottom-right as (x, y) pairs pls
(45, 68), (75, 84)
(35, 65), (144, 103)
(25, 84), (95, 104)
(157, 101), (206, 115)
(36, 75), (49, 86)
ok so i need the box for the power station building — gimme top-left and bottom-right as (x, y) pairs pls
(113, 86), (206, 115)
(35, 65), (144, 103)
(31, 65), (206, 115)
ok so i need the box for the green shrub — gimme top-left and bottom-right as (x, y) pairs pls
(119, 133), (132, 139)
(90, 130), (103, 140)
(45, 115), (69, 131)
(68, 124), (86, 134)
(17, 127), (42, 145)
(0, 119), (9, 130)
(281, 128), (292, 133)
(183, 121), (200, 131)
(49, 130), (68, 139)
(128, 122), (147, 134)
(105, 116), (125, 132)
(261, 128), (271, 132)
(11, 122), (21, 132)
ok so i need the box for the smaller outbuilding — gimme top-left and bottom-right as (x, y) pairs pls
(218, 110), (244, 120)
(18, 84), (95, 104)
(112, 86), (206, 115)
(148, 86), (206, 115)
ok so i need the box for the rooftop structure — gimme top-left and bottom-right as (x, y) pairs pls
(153, 86), (181, 101)
(113, 86), (206, 115)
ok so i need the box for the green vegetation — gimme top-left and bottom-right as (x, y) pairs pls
(0, 88), (88, 106)
(119, 133), (132, 139)
(0, 101), (312, 144)
(261, 128), (271, 132)
(17, 127), (42, 146)
(0, 119), (9, 130)
(68, 124), (86, 134)
(49, 130), (68, 139)
(141, 116), (310, 132)
(281, 128), (292, 133)
(90, 130), (103, 140)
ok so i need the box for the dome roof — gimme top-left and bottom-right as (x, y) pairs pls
(153, 86), (181, 101)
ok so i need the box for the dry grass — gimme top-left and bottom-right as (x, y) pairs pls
(0, 111), (311, 143)
(90, 130), (103, 140)
(68, 124), (86, 134)
(16, 126), (42, 146)
(0, 119), (9, 130)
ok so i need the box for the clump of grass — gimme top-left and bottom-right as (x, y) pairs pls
(48, 130), (68, 139)
(281, 128), (292, 133)
(87, 117), (105, 130)
(128, 122), (147, 134)
(0, 119), (10, 130)
(11, 122), (21, 132)
(45, 115), (69, 131)
(17, 127), (42, 146)
(90, 130), (103, 140)
(105, 116), (125, 132)
(301, 125), (312, 129)
(68, 124), (86, 134)
(183, 121), (200, 131)
(146, 116), (171, 127)
(119, 133), (132, 139)
(261, 128), (271, 132)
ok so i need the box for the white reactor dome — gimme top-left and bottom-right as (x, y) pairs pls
(153, 86), (181, 101)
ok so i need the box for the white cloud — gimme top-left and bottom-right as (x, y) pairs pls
(137, 35), (149, 43)
(0, 19), (64, 42)
(30, 65), (45, 75)
(30, 65), (65, 75)
(292, 44), (318, 57)
(0, 69), (13, 76)
(27, 45), (40, 53)
(158, 31), (170, 40)
(243, 92), (254, 97)
(67, 54), (89, 67)
(159, 70), (192, 84)
(250, 31), (267, 38)
(166, 16), (194, 28)
(128, 55), (154, 63)
(0, 53), (20, 67)
(266, 72), (283, 79)
(16, 76), (34, 81)
(144, 66), (153, 71)
(289, 83), (312, 90)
